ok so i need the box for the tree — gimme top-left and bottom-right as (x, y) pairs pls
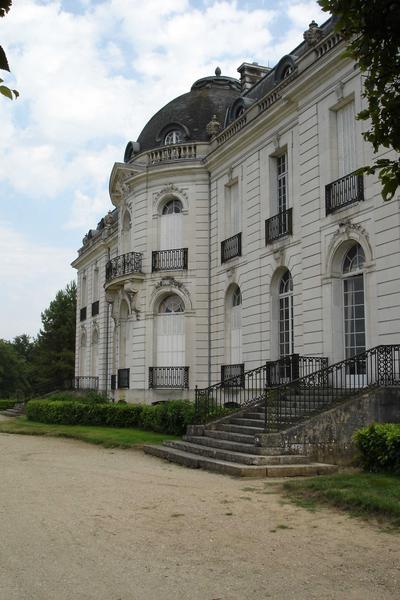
(33, 282), (77, 393)
(0, 339), (30, 398)
(0, 0), (19, 100)
(318, 0), (400, 201)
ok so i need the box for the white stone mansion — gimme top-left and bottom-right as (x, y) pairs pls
(72, 17), (400, 403)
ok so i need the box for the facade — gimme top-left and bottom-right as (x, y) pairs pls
(72, 18), (400, 404)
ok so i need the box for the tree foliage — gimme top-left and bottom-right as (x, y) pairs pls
(318, 0), (400, 201)
(0, 283), (77, 398)
(0, 0), (19, 100)
(33, 282), (77, 394)
(0, 339), (30, 398)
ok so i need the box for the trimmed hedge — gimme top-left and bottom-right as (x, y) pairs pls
(26, 399), (195, 436)
(0, 400), (16, 410)
(354, 423), (400, 474)
(38, 391), (111, 404)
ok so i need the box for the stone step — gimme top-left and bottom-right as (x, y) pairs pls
(204, 429), (255, 444)
(164, 440), (311, 466)
(243, 411), (265, 419)
(143, 445), (338, 478)
(143, 444), (267, 477)
(264, 463), (338, 477)
(184, 434), (264, 455)
(218, 423), (264, 435)
(229, 417), (264, 427)
(0, 406), (25, 416)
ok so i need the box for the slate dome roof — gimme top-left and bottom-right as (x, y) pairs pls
(135, 70), (241, 154)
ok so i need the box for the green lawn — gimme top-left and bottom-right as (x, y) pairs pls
(0, 417), (179, 448)
(284, 472), (400, 527)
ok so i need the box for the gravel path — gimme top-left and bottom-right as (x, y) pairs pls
(0, 433), (399, 600)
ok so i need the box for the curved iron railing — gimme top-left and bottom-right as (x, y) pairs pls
(264, 345), (400, 433)
(195, 355), (327, 423)
(105, 252), (143, 283)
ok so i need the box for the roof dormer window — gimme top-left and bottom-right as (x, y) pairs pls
(164, 130), (183, 145)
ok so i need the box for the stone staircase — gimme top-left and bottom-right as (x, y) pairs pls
(143, 403), (337, 478)
(0, 403), (25, 417)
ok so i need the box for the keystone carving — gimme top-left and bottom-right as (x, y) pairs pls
(153, 184), (188, 208)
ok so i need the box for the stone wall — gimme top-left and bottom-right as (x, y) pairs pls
(258, 388), (400, 464)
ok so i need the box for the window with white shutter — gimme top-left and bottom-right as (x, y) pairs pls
(160, 199), (183, 250)
(225, 181), (240, 238)
(156, 295), (185, 367)
(336, 101), (356, 177)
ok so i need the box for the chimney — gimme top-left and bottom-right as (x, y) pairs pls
(237, 62), (271, 92)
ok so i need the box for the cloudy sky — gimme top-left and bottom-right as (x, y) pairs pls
(0, 0), (326, 340)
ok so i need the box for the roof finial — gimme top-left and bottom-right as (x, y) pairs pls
(215, 66), (221, 77)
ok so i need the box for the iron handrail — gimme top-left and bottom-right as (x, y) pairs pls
(264, 345), (400, 432)
(195, 354), (328, 424)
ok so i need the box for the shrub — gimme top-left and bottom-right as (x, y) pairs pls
(0, 400), (17, 410)
(35, 391), (111, 404)
(26, 399), (195, 436)
(354, 423), (400, 474)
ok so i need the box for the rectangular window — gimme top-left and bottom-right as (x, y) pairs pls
(276, 153), (288, 214)
(224, 180), (240, 238)
(81, 275), (87, 307)
(93, 267), (99, 301)
(336, 101), (356, 177)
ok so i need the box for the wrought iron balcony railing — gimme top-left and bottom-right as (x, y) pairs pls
(91, 300), (99, 316)
(265, 207), (293, 244)
(73, 376), (99, 391)
(117, 368), (130, 389)
(221, 232), (242, 263)
(264, 345), (400, 433)
(152, 248), (188, 272)
(195, 354), (328, 424)
(80, 307), (87, 321)
(221, 363), (245, 388)
(105, 252), (143, 283)
(326, 172), (364, 215)
(149, 367), (189, 389)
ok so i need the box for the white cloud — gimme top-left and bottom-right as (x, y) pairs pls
(0, 221), (74, 339)
(65, 190), (111, 230)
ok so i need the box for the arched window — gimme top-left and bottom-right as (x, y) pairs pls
(160, 198), (183, 250)
(281, 64), (293, 79)
(279, 270), (294, 357)
(164, 130), (183, 145)
(162, 198), (182, 215)
(156, 294), (185, 367)
(231, 287), (242, 364)
(342, 243), (366, 364)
